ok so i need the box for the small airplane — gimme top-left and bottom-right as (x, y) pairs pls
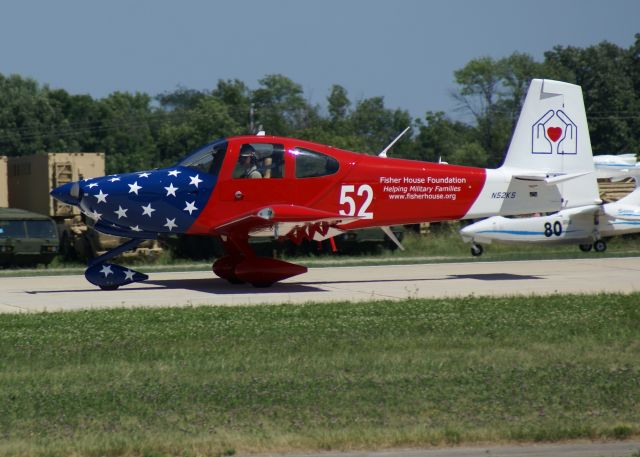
(51, 79), (599, 289)
(460, 185), (640, 256)
(594, 153), (640, 180)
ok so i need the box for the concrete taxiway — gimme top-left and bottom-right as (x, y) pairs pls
(2, 256), (640, 313)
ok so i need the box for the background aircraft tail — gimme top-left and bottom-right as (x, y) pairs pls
(614, 186), (640, 206)
(499, 79), (600, 208)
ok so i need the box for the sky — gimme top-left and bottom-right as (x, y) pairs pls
(1, 0), (638, 121)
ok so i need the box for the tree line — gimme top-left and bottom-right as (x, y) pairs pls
(0, 34), (638, 174)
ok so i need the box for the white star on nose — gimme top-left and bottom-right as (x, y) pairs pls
(189, 174), (203, 188)
(184, 201), (198, 215)
(94, 189), (108, 203)
(138, 172), (151, 178)
(128, 181), (142, 195)
(87, 183), (98, 189)
(123, 269), (135, 281)
(141, 203), (156, 217)
(100, 264), (113, 277)
(87, 209), (102, 221)
(109, 177), (121, 182)
(164, 218), (178, 231)
(168, 170), (181, 177)
(114, 206), (128, 219)
(131, 225), (142, 232)
(164, 183), (178, 197)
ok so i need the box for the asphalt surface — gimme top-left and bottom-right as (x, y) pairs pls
(2, 256), (640, 313)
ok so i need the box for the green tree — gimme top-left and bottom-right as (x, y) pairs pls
(155, 97), (243, 167)
(453, 56), (507, 166)
(500, 52), (548, 127)
(544, 41), (639, 153)
(0, 74), (58, 156)
(349, 96), (413, 155)
(251, 74), (317, 135)
(410, 112), (481, 165)
(453, 53), (552, 166)
(212, 79), (251, 131)
(157, 86), (207, 111)
(449, 141), (488, 167)
(95, 92), (157, 173)
(328, 84), (350, 122)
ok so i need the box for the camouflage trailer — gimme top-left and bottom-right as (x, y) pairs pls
(7, 153), (161, 261)
(8, 152), (105, 218)
(0, 207), (59, 267)
(0, 156), (7, 208)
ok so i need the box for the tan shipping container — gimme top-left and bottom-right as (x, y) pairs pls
(8, 153), (105, 217)
(0, 156), (8, 207)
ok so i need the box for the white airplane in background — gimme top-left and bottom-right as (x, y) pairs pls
(594, 153), (640, 180)
(460, 186), (640, 256)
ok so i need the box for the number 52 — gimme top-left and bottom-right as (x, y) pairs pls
(339, 184), (373, 219)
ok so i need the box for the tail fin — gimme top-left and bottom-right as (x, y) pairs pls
(500, 79), (599, 208)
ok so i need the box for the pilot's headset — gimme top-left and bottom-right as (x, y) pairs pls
(240, 144), (258, 164)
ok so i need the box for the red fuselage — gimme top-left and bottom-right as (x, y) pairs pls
(189, 135), (487, 234)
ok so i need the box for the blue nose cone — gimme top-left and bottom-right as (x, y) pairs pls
(50, 182), (83, 206)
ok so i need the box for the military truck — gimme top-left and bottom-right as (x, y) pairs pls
(6, 153), (161, 261)
(0, 208), (59, 267)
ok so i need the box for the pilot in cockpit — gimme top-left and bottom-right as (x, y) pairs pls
(238, 144), (262, 179)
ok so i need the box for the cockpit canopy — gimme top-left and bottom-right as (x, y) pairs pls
(177, 139), (228, 176)
(176, 137), (340, 179)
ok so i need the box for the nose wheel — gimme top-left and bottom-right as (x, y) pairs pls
(471, 243), (484, 257)
(84, 239), (149, 290)
(470, 243), (484, 257)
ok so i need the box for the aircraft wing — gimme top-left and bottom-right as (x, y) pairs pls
(211, 204), (360, 240)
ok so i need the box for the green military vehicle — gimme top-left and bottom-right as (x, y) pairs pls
(0, 208), (59, 267)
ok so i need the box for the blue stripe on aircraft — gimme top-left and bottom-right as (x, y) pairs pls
(612, 221), (640, 225)
(477, 230), (545, 235)
(476, 229), (582, 236)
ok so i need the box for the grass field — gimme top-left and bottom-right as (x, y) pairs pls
(1, 294), (639, 456)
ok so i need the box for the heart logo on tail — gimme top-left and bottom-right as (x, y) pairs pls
(547, 127), (562, 142)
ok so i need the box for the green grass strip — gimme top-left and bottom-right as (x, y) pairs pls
(0, 294), (639, 456)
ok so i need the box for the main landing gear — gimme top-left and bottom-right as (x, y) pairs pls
(84, 238), (149, 290)
(212, 234), (307, 287)
(578, 239), (607, 253)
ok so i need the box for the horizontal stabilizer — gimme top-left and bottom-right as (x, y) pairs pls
(513, 171), (593, 185)
(562, 204), (601, 217)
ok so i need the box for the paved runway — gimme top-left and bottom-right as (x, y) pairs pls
(2, 256), (640, 313)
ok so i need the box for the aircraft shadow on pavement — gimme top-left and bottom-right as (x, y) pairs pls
(145, 278), (323, 294)
(449, 273), (542, 280)
(300, 273), (543, 286)
(26, 278), (324, 295)
(24, 273), (541, 295)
